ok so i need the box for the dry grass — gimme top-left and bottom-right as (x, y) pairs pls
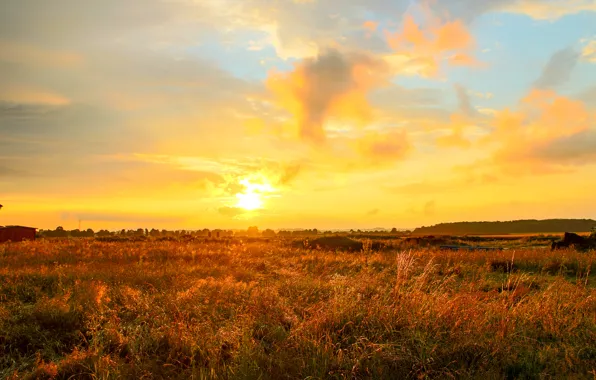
(0, 239), (595, 379)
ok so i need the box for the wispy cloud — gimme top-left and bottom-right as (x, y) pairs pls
(267, 49), (389, 144)
(534, 47), (579, 89)
(499, 0), (596, 20)
(383, 7), (481, 77)
(61, 212), (186, 224)
(581, 39), (596, 62)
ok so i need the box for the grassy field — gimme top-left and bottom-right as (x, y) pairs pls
(0, 239), (595, 379)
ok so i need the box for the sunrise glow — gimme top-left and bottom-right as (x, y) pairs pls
(2, 3), (596, 378)
(0, 1), (595, 231)
(234, 177), (276, 211)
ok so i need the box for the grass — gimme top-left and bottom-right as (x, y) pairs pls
(0, 239), (595, 379)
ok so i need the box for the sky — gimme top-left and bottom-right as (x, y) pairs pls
(1, 0), (596, 231)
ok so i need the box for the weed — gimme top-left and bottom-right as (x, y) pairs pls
(0, 240), (594, 379)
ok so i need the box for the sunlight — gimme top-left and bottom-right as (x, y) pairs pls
(236, 191), (263, 211)
(234, 176), (276, 211)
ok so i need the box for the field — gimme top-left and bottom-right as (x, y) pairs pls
(1, 238), (595, 379)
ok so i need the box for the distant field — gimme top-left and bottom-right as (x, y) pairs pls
(462, 232), (592, 238)
(409, 232), (591, 238)
(1, 239), (595, 379)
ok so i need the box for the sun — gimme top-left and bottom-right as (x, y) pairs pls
(234, 176), (276, 211)
(236, 191), (263, 211)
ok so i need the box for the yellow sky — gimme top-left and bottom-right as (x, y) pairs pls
(1, 0), (595, 230)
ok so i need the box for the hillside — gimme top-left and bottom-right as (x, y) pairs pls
(412, 219), (596, 236)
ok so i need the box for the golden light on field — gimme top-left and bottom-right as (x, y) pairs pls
(234, 177), (277, 211)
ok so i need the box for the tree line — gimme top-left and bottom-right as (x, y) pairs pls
(37, 226), (410, 238)
(412, 219), (596, 235)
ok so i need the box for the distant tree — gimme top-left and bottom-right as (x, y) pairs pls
(247, 226), (259, 236)
(262, 229), (276, 237)
(53, 226), (68, 237)
(391, 228), (398, 234)
(413, 219), (596, 235)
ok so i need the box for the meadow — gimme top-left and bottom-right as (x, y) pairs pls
(0, 238), (595, 379)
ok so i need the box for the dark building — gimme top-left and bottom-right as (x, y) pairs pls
(0, 226), (37, 243)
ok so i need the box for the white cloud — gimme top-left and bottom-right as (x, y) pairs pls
(581, 39), (596, 62)
(499, 0), (596, 20)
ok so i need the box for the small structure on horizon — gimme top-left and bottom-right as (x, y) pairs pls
(0, 204), (37, 243)
(0, 226), (37, 243)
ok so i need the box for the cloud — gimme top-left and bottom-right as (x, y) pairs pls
(383, 9), (480, 78)
(454, 84), (476, 117)
(435, 85), (480, 148)
(218, 207), (246, 217)
(119, 153), (305, 193)
(61, 212), (186, 224)
(533, 129), (596, 165)
(478, 89), (595, 175)
(2, 0), (595, 229)
(356, 130), (412, 163)
(0, 39), (269, 198)
(383, 176), (492, 195)
(0, 39), (83, 68)
(0, 0), (211, 47)
(368, 85), (444, 109)
(277, 164), (302, 185)
(426, 0), (595, 23)
(385, 181), (448, 195)
(436, 126), (472, 149)
(581, 39), (596, 62)
(534, 47), (579, 89)
(498, 0), (596, 20)
(0, 165), (30, 178)
(424, 200), (436, 216)
(234, 0), (409, 60)
(0, 85), (71, 106)
(578, 85), (596, 106)
(267, 48), (390, 144)
(363, 21), (378, 38)
(366, 208), (380, 216)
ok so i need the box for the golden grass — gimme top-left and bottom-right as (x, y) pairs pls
(0, 239), (595, 379)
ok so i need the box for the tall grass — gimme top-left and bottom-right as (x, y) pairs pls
(0, 240), (594, 379)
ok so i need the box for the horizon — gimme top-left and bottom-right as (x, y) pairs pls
(4, 217), (596, 234)
(1, 1), (595, 230)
